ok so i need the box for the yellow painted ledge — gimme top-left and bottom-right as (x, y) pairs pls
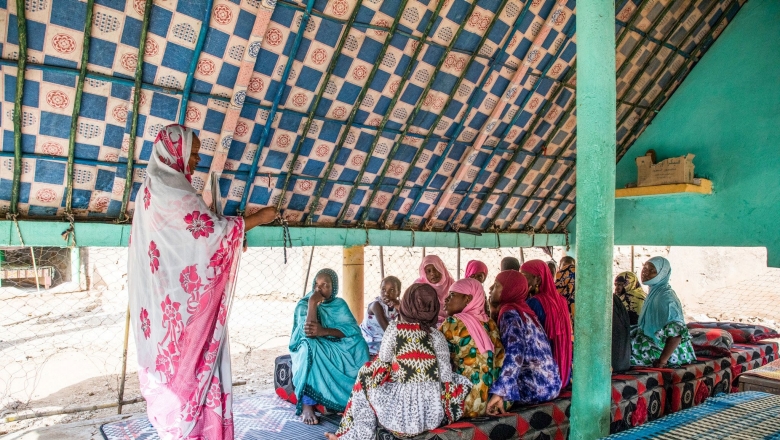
(616, 179), (712, 199)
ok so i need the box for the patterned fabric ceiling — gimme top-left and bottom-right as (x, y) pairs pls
(0, 0), (744, 232)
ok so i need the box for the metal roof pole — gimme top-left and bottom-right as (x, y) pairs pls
(65, 0), (96, 215)
(274, 0), (368, 211)
(396, 0), (533, 229)
(352, 0), (483, 227)
(570, 0), (615, 438)
(238, 0), (316, 214)
(178, 0), (215, 125)
(304, 0), (446, 224)
(616, 0), (733, 159)
(10, 0), (27, 217)
(118, 0), (154, 222)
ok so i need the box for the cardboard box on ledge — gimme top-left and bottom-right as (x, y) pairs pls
(636, 152), (695, 187)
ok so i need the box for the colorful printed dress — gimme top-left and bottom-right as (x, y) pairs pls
(489, 310), (561, 405)
(360, 297), (399, 355)
(631, 322), (697, 367)
(335, 322), (472, 439)
(440, 316), (504, 417)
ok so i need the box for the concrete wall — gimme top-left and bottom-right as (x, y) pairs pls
(613, 0), (780, 267)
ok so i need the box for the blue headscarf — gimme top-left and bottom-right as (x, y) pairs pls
(289, 268), (369, 414)
(637, 257), (686, 344)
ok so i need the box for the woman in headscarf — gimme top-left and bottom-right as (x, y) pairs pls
(328, 284), (471, 440)
(486, 271), (561, 415)
(415, 255), (455, 325)
(555, 256), (576, 318)
(521, 259), (573, 389)
(129, 124), (277, 440)
(464, 260), (489, 284)
(630, 257), (696, 368)
(290, 269), (369, 425)
(440, 278), (504, 417)
(614, 271), (647, 326)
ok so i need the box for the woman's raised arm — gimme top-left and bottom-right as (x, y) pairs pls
(244, 206), (279, 231)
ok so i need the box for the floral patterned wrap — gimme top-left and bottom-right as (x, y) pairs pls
(441, 316), (504, 417)
(129, 124), (244, 440)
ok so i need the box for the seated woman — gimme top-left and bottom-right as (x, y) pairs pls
(631, 257), (696, 368)
(612, 294), (632, 373)
(486, 271), (561, 415)
(328, 284), (471, 439)
(464, 259), (490, 315)
(614, 271), (647, 326)
(555, 256), (576, 318)
(289, 269), (369, 425)
(414, 255), (455, 325)
(464, 260), (488, 284)
(521, 260), (573, 389)
(360, 276), (401, 356)
(441, 278), (504, 417)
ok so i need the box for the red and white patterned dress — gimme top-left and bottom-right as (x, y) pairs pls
(336, 322), (472, 439)
(128, 125), (244, 440)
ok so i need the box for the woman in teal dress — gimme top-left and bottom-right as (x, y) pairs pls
(289, 268), (369, 424)
(630, 257), (696, 368)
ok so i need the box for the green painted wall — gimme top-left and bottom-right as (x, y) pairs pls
(612, 0), (780, 267)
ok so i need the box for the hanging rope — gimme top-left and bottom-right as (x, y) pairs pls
(61, 213), (77, 248)
(280, 216), (292, 264)
(7, 214), (40, 292)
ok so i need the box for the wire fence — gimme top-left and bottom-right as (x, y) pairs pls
(4, 244), (773, 429)
(0, 244), (559, 425)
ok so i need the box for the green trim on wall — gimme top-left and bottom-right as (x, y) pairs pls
(613, 0), (780, 267)
(0, 221), (563, 249)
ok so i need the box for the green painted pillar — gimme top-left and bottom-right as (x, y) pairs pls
(571, 1), (616, 439)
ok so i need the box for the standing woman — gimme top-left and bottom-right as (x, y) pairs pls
(129, 124), (277, 440)
(521, 259), (573, 389)
(631, 257), (696, 368)
(290, 269), (369, 424)
(441, 278), (504, 417)
(415, 255), (455, 325)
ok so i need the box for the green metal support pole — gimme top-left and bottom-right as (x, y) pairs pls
(10, 0), (27, 217)
(571, 1), (615, 439)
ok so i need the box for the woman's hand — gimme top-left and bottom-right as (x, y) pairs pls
(486, 395), (508, 416)
(309, 290), (325, 305)
(652, 359), (667, 368)
(244, 206), (279, 232)
(304, 321), (326, 337)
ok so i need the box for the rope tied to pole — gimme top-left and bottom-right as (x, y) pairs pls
(280, 215), (292, 264)
(61, 213), (77, 248)
(7, 213), (41, 292)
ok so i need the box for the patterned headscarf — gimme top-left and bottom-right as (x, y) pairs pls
(555, 263), (576, 314)
(150, 124), (195, 184)
(309, 268), (339, 303)
(399, 283), (440, 332)
(615, 271), (646, 317)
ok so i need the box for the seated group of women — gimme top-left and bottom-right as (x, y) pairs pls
(289, 254), (696, 439)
